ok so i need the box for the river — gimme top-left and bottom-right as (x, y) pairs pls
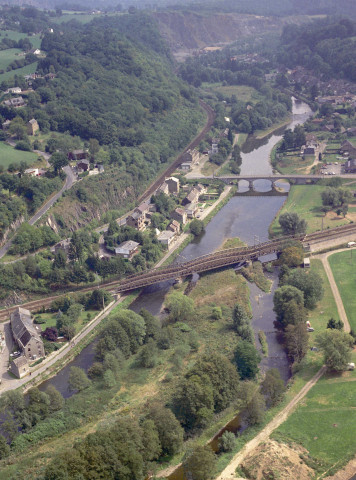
(40, 98), (313, 398)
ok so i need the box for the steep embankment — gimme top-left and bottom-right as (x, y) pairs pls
(153, 11), (307, 57)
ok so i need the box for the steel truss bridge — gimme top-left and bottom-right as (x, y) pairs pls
(114, 223), (356, 293)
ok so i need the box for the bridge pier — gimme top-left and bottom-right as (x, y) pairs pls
(248, 180), (254, 191)
(272, 181), (279, 191)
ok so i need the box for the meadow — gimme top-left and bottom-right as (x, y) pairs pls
(328, 250), (356, 332)
(0, 142), (38, 169)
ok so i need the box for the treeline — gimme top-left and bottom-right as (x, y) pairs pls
(278, 18), (356, 81)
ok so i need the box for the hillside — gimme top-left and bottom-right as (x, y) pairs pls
(27, 13), (204, 231)
(153, 11), (306, 57)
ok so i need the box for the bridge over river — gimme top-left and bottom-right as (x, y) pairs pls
(114, 223), (356, 293)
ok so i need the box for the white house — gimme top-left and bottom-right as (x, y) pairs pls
(157, 230), (176, 248)
(114, 240), (140, 259)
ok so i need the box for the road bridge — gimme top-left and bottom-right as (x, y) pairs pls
(114, 223), (356, 293)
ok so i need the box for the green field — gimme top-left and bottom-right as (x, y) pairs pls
(0, 142), (38, 169)
(0, 31), (41, 49)
(209, 84), (262, 104)
(269, 185), (350, 236)
(0, 48), (22, 71)
(276, 152), (315, 174)
(273, 361), (356, 475)
(328, 250), (356, 332)
(0, 61), (37, 83)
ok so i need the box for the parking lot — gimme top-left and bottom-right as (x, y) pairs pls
(320, 160), (343, 176)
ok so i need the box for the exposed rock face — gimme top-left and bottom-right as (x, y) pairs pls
(240, 439), (314, 480)
(153, 11), (307, 56)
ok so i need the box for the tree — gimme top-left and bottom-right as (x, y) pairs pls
(218, 431), (236, 453)
(49, 152), (68, 175)
(244, 390), (265, 426)
(234, 340), (261, 380)
(87, 289), (111, 310)
(137, 339), (158, 368)
(0, 434), (10, 460)
(316, 330), (353, 371)
(279, 212), (307, 235)
(141, 419), (162, 461)
(273, 285), (304, 326)
(184, 445), (216, 480)
(285, 323), (309, 363)
(278, 245), (304, 267)
(149, 404), (184, 456)
(42, 327), (58, 341)
(286, 269), (324, 309)
(261, 369), (285, 407)
(166, 291), (195, 323)
(232, 303), (254, 343)
(45, 385), (64, 412)
(89, 138), (100, 160)
(190, 219), (204, 236)
(327, 318), (344, 330)
(68, 366), (91, 392)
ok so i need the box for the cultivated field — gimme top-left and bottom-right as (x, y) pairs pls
(0, 142), (38, 169)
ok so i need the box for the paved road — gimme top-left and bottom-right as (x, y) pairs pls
(0, 164), (76, 259)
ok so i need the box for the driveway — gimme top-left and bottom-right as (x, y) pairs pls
(0, 322), (14, 383)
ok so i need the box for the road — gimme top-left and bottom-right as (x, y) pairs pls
(0, 164), (76, 259)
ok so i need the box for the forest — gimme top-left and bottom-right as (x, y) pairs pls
(278, 18), (356, 82)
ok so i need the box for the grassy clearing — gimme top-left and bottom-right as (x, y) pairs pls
(276, 152), (315, 175)
(328, 250), (356, 332)
(0, 142), (38, 168)
(0, 48), (22, 70)
(0, 31), (41, 49)
(272, 358), (356, 475)
(34, 309), (98, 334)
(209, 84), (262, 104)
(269, 185), (350, 236)
(0, 62), (37, 83)
(217, 237), (246, 251)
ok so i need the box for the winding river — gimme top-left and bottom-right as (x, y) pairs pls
(40, 98), (313, 397)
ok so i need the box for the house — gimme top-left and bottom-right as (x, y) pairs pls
(126, 211), (146, 231)
(305, 134), (318, 147)
(340, 140), (356, 157)
(182, 149), (200, 165)
(172, 207), (187, 225)
(182, 188), (200, 206)
(6, 87), (22, 94)
(24, 168), (39, 176)
(195, 184), (207, 195)
(344, 159), (356, 173)
(88, 164), (105, 176)
(209, 143), (219, 156)
(2, 119), (11, 130)
(167, 220), (180, 234)
(185, 202), (198, 218)
(96, 164), (104, 173)
(134, 203), (150, 216)
(157, 230), (176, 248)
(10, 355), (29, 379)
(303, 147), (315, 156)
(158, 182), (169, 194)
(27, 118), (39, 136)
(69, 150), (88, 161)
(303, 258), (310, 268)
(52, 239), (71, 255)
(76, 159), (90, 172)
(180, 162), (192, 171)
(165, 176), (180, 194)
(10, 307), (45, 361)
(114, 240), (140, 259)
(4, 96), (25, 107)
(29, 48), (41, 55)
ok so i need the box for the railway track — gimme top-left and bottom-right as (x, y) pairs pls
(1, 223), (355, 320)
(137, 100), (216, 204)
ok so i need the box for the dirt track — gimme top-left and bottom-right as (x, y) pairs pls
(216, 366), (327, 480)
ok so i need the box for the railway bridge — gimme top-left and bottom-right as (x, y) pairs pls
(114, 223), (356, 293)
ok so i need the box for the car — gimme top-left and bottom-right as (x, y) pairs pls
(334, 162), (338, 165)
(331, 172), (336, 175)
(346, 363), (355, 371)
(307, 327), (314, 332)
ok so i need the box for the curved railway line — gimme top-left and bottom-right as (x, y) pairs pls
(1, 223), (355, 321)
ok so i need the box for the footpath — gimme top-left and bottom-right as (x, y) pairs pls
(215, 247), (353, 480)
